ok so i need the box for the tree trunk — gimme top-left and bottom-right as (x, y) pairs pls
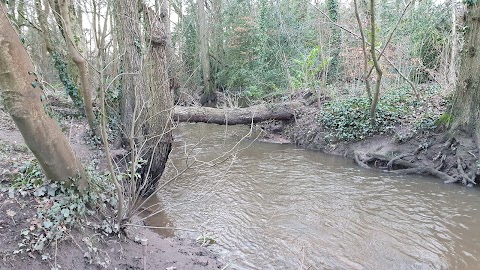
(0, 7), (87, 191)
(57, 0), (98, 136)
(448, 0), (457, 91)
(452, 4), (480, 141)
(197, 0), (212, 96)
(140, 2), (174, 195)
(326, 0), (341, 83)
(353, 0), (372, 98)
(369, 0), (383, 126)
(35, 0), (83, 108)
(173, 102), (299, 125)
(116, 0), (174, 196)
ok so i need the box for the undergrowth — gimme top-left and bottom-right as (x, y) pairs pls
(319, 87), (419, 142)
(4, 160), (118, 255)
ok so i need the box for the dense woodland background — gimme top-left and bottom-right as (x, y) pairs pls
(4, 0), (462, 101)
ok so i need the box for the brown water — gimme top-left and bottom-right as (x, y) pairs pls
(152, 123), (480, 270)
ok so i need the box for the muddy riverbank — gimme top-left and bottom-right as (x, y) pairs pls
(0, 107), (223, 270)
(261, 91), (479, 188)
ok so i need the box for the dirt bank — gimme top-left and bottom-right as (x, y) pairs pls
(262, 91), (479, 187)
(0, 107), (222, 270)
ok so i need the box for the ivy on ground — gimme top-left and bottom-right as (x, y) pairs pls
(4, 160), (118, 254)
(319, 88), (418, 142)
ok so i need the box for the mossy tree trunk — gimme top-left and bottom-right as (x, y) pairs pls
(452, 4), (480, 143)
(326, 0), (341, 83)
(0, 7), (87, 191)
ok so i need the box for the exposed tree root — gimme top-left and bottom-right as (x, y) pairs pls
(386, 153), (413, 169)
(457, 157), (476, 185)
(354, 152), (370, 169)
(361, 153), (458, 184)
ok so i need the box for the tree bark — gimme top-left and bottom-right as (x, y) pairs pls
(197, 0), (212, 95)
(35, 0), (83, 108)
(452, 4), (480, 138)
(173, 102), (299, 125)
(449, 0), (457, 90)
(57, 0), (98, 136)
(369, 0), (383, 126)
(326, 0), (341, 83)
(0, 7), (87, 191)
(116, 0), (174, 196)
(353, 0), (372, 98)
(140, 2), (174, 195)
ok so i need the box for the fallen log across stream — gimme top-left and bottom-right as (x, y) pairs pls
(173, 102), (300, 125)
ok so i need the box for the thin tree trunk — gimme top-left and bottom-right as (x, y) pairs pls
(353, 0), (372, 98)
(58, 0), (98, 136)
(35, 0), (83, 108)
(326, 0), (341, 83)
(0, 7), (87, 191)
(369, 0), (383, 126)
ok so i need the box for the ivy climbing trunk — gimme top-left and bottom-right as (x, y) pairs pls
(35, 0), (83, 108)
(451, 4), (480, 144)
(326, 0), (341, 83)
(0, 7), (87, 191)
(57, 0), (98, 136)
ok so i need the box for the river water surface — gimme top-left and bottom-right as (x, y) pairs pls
(148, 123), (480, 269)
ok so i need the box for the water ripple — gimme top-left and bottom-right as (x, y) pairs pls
(156, 124), (480, 270)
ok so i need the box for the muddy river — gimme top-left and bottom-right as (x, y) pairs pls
(145, 123), (480, 269)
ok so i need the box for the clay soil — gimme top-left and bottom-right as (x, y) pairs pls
(0, 105), (223, 270)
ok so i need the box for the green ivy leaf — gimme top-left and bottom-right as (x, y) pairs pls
(61, 208), (70, 218)
(43, 220), (53, 228)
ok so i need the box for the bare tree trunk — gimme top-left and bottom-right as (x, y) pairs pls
(0, 7), (87, 191)
(326, 0), (341, 83)
(140, 2), (174, 195)
(197, 0), (213, 99)
(116, 0), (174, 197)
(449, 0), (457, 91)
(452, 4), (480, 142)
(57, 0), (98, 136)
(353, 0), (372, 98)
(369, 0), (382, 126)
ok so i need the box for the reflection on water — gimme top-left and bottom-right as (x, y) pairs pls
(137, 195), (174, 237)
(148, 123), (480, 269)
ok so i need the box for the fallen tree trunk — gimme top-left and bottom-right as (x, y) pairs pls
(173, 102), (299, 125)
